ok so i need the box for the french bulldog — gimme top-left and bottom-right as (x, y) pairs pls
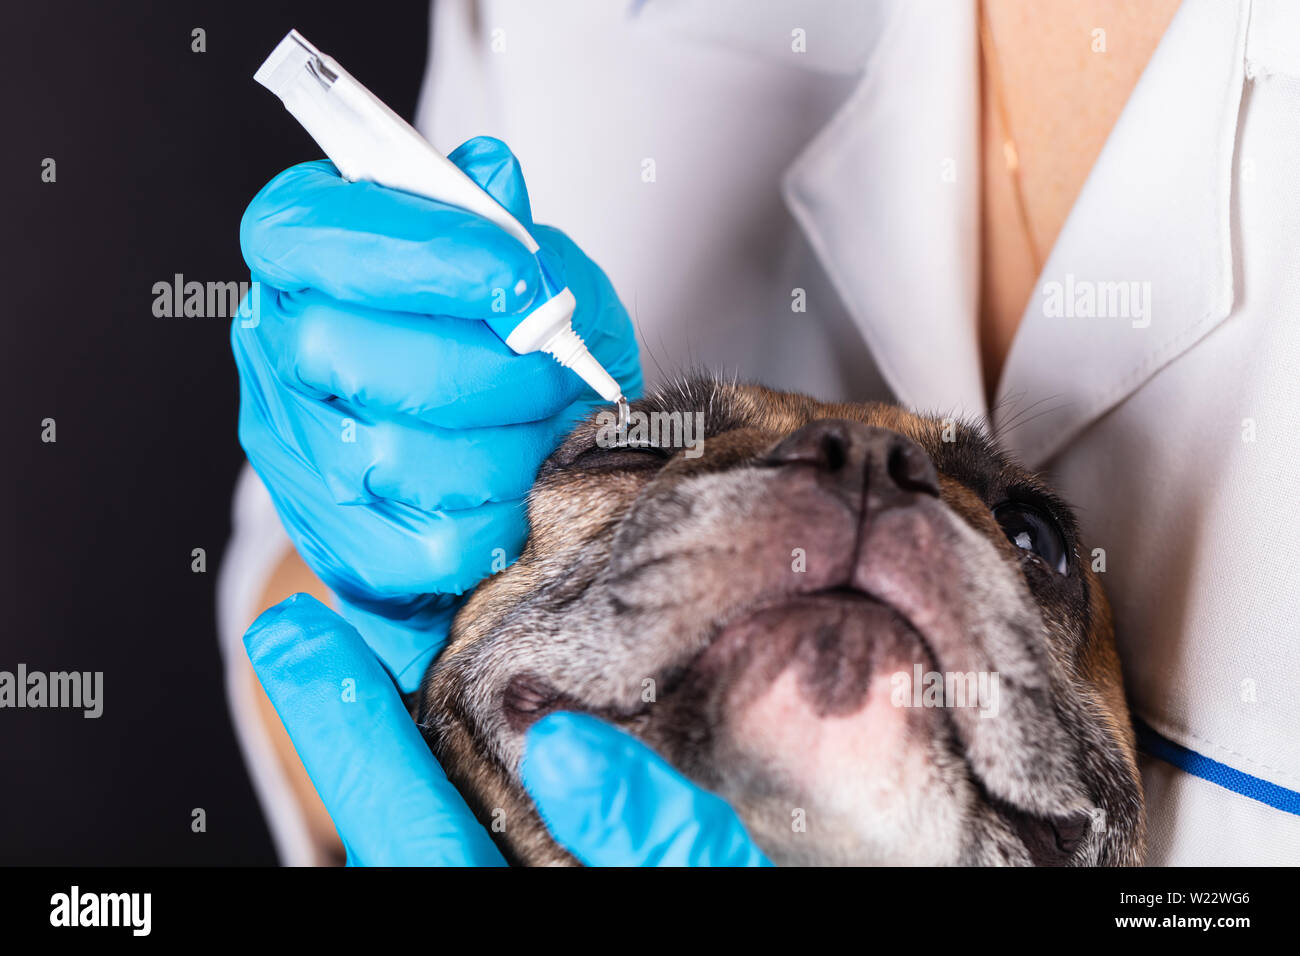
(417, 377), (1144, 865)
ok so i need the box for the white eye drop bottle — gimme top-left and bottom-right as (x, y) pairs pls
(253, 29), (626, 410)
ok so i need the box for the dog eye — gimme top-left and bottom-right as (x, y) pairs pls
(993, 502), (1067, 574)
(566, 442), (672, 473)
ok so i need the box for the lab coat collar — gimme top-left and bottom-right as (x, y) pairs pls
(781, 0), (986, 420)
(637, 0), (984, 414)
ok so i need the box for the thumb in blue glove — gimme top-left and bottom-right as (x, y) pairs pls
(522, 713), (772, 867)
(244, 593), (504, 866)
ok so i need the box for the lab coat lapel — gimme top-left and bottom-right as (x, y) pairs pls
(994, 0), (1250, 470)
(781, 0), (986, 420)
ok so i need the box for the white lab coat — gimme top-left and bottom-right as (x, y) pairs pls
(220, 0), (1300, 864)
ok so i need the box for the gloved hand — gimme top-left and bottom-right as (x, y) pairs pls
(232, 137), (642, 691)
(245, 594), (770, 867)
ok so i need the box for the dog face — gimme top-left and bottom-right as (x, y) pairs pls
(418, 378), (1144, 865)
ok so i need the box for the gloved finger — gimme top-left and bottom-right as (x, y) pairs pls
(314, 411), (569, 512)
(240, 159), (541, 318)
(278, 493), (528, 691)
(447, 136), (535, 231)
(237, 344), (532, 684)
(248, 285), (586, 428)
(522, 712), (773, 867)
(336, 415), (571, 511)
(333, 597), (462, 695)
(251, 432), (530, 602)
(243, 594), (506, 866)
(235, 328), (567, 510)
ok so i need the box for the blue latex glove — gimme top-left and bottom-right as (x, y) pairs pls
(523, 713), (774, 867)
(232, 137), (642, 690)
(245, 595), (770, 867)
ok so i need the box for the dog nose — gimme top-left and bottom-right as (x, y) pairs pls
(763, 419), (940, 504)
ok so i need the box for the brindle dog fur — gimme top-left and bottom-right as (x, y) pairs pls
(417, 377), (1144, 866)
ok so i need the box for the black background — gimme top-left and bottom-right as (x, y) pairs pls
(3, 1), (429, 864)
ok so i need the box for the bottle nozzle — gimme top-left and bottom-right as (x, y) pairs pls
(544, 326), (624, 403)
